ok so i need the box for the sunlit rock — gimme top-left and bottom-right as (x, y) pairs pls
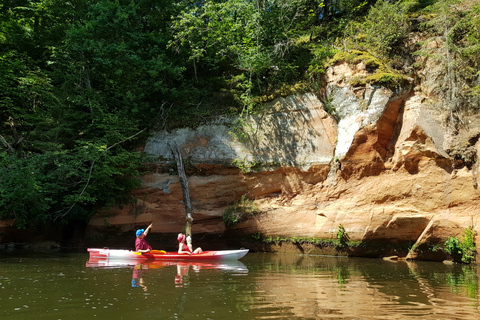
(83, 60), (480, 261)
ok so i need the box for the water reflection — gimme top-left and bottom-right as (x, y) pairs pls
(132, 264), (148, 290)
(1, 252), (480, 319)
(86, 258), (249, 289)
(241, 253), (480, 319)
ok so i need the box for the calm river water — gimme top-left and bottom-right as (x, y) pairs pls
(1, 251), (480, 319)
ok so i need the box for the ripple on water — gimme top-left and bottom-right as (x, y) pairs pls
(1, 253), (480, 319)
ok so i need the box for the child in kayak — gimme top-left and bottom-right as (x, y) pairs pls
(177, 233), (203, 254)
(135, 223), (153, 253)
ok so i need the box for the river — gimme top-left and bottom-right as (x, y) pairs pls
(1, 251), (479, 319)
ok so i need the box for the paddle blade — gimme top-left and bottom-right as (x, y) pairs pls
(133, 250), (166, 255)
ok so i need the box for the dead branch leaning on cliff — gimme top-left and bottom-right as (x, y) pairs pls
(168, 142), (193, 237)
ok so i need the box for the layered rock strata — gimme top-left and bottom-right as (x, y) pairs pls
(87, 58), (480, 261)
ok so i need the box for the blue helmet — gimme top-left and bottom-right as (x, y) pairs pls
(136, 229), (145, 237)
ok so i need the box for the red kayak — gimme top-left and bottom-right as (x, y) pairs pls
(87, 248), (249, 261)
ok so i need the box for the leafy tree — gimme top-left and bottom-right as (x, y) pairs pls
(0, 0), (164, 228)
(170, 0), (336, 111)
(446, 3), (480, 101)
(342, 0), (412, 58)
(55, 0), (182, 128)
(5, 0), (476, 232)
(417, 0), (480, 118)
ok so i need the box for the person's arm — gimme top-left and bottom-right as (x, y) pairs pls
(136, 240), (151, 253)
(186, 236), (193, 252)
(143, 223), (153, 237)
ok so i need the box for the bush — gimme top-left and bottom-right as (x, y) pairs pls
(444, 227), (477, 264)
(336, 224), (350, 247)
(444, 236), (462, 255)
(223, 194), (258, 228)
(461, 227), (477, 264)
(344, 1), (410, 57)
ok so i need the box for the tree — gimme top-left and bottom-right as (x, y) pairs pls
(170, 143), (194, 237)
(56, 0), (182, 129)
(0, 0), (169, 228)
(342, 0), (412, 57)
(170, 0), (331, 109)
(419, 0), (480, 118)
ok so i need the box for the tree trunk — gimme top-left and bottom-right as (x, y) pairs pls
(169, 142), (193, 236)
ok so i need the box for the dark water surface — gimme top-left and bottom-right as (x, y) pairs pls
(1, 251), (480, 319)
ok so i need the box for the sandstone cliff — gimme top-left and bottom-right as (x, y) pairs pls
(87, 37), (480, 261)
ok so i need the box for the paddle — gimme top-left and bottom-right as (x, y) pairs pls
(133, 250), (166, 255)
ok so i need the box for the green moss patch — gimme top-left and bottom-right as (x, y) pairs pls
(329, 50), (410, 90)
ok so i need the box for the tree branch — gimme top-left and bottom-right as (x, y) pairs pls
(0, 134), (14, 152)
(169, 141), (193, 236)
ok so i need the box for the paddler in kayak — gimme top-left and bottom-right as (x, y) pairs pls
(135, 223), (153, 253)
(177, 233), (203, 255)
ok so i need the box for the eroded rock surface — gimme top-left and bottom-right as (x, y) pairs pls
(85, 59), (480, 261)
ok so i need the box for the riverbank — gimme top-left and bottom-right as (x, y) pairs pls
(0, 233), (471, 265)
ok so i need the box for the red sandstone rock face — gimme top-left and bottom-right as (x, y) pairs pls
(88, 122), (480, 260)
(86, 61), (480, 261)
(88, 165), (331, 236)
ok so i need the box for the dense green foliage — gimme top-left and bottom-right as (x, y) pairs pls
(444, 227), (477, 264)
(416, 0), (480, 112)
(1, 0), (479, 228)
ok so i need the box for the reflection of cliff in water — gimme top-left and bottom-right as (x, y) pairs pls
(247, 254), (480, 319)
(407, 261), (480, 300)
